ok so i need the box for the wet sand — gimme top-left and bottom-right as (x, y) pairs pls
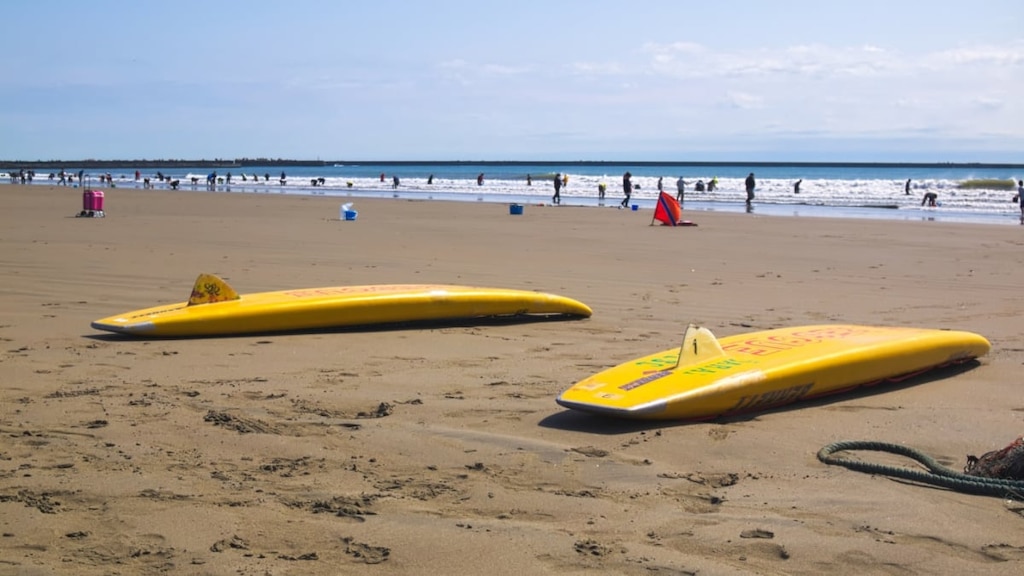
(2, 183), (1024, 575)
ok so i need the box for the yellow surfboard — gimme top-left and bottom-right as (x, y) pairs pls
(556, 324), (989, 420)
(91, 273), (592, 337)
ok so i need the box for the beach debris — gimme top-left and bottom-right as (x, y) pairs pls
(965, 436), (1024, 480)
(574, 539), (613, 557)
(356, 402), (393, 419)
(342, 536), (390, 564)
(210, 535), (249, 552)
(203, 410), (278, 434)
(670, 471), (740, 488)
(570, 446), (609, 458)
(285, 494), (378, 522)
(0, 490), (63, 514)
(278, 552), (319, 561)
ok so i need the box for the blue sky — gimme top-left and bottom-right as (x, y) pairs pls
(1, 0), (1021, 162)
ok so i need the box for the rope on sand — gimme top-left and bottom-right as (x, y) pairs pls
(817, 440), (1024, 498)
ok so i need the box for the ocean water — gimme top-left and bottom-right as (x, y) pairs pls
(9, 162), (1024, 225)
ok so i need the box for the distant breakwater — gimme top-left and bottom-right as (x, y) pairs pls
(2, 159), (1023, 170)
(0, 159), (316, 170)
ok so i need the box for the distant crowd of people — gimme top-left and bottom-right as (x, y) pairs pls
(6, 168), (92, 186)
(8, 168), (36, 183)
(13, 167), (1020, 220)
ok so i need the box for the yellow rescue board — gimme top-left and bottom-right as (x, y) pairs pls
(557, 324), (989, 420)
(92, 273), (592, 337)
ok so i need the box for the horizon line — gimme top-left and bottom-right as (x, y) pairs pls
(3, 159), (1023, 169)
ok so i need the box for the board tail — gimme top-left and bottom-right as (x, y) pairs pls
(672, 324), (727, 369)
(188, 273), (241, 306)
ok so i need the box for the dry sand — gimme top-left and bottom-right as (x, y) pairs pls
(2, 183), (1024, 575)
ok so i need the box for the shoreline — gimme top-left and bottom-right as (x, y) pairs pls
(9, 160), (1023, 226)
(299, 186), (1024, 226)
(27, 181), (1022, 227)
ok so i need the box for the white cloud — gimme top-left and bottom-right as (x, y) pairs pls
(598, 40), (1024, 83)
(971, 96), (1004, 110)
(894, 97), (929, 109)
(640, 42), (902, 79)
(481, 63), (531, 76)
(570, 61), (627, 75)
(723, 91), (763, 109)
(438, 59), (468, 69)
(434, 59), (532, 83)
(937, 44), (1024, 66)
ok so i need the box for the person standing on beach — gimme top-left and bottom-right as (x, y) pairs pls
(676, 176), (686, 203)
(1016, 180), (1024, 222)
(905, 179), (912, 195)
(621, 171), (633, 209)
(745, 173), (756, 204)
(598, 181), (607, 201)
(794, 179), (802, 194)
(552, 173), (562, 205)
(657, 177), (664, 192)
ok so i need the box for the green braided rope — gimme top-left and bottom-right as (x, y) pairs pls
(817, 440), (1024, 498)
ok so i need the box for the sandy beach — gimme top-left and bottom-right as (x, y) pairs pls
(3, 183), (1024, 575)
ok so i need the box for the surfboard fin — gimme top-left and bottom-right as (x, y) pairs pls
(671, 324), (727, 369)
(187, 273), (241, 306)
